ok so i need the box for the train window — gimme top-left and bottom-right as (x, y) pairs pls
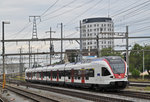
(102, 67), (111, 76)
(59, 76), (61, 79)
(89, 69), (94, 77)
(68, 76), (70, 79)
(39, 72), (41, 78)
(85, 69), (89, 77)
(78, 70), (82, 76)
(86, 77), (89, 80)
(43, 72), (47, 77)
(66, 70), (71, 77)
(75, 76), (77, 80)
(78, 77), (80, 80)
(48, 71), (51, 78)
(74, 70), (78, 77)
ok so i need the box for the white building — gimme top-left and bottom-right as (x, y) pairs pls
(81, 17), (114, 50)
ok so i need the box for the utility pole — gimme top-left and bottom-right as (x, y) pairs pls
(61, 23), (63, 63)
(34, 52), (36, 67)
(19, 47), (23, 80)
(2, 21), (10, 89)
(97, 28), (102, 57)
(143, 49), (145, 80)
(37, 49), (39, 65)
(29, 41), (31, 68)
(29, 16), (41, 39)
(126, 26), (129, 77)
(79, 21), (83, 62)
(46, 27), (55, 65)
(96, 32), (99, 57)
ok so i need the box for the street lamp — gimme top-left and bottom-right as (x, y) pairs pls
(2, 21), (10, 89)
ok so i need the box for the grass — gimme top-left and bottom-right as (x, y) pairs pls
(144, 87), (150, 91)
(128, 78), (150, 82)
(126, 86), (150, 91)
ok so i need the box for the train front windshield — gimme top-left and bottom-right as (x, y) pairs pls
(106, 57), (125, 74)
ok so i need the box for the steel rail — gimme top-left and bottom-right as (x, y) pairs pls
(5, 84), (59, 102)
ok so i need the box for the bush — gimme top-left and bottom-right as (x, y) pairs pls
(131, 69), (140, 77)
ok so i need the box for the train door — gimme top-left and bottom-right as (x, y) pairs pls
(71, 69), (74, 83)
(81, 68), (85, 83)
(27, 73), (29, 80)
(37, 72), (39, 80)
(57, 70), (59, 82)
(50, 70), (52, 81)
(41, 71), (43, 81)
(31, 72), (32, 80)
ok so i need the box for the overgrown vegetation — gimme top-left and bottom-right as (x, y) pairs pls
(129, 43), (150, 76)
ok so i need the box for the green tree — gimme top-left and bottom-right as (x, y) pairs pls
(131, 69), (140, 77)
(129, 43), (143, 72)
(101, 47), (121, 56)
(144, 45), (150, 75)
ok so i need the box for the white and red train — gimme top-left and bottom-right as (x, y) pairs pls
(25, 56), (128, 90)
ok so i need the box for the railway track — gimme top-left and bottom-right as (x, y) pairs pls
(1, 84), (59, 102)
(129, 81), (150, 87)
(5, 80), (150, 101)
(110, 90), (150, 100)
(7, 81), (131, 102)
(0, 98), (4, 102)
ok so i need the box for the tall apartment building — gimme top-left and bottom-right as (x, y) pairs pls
(81, 17), (114, 50)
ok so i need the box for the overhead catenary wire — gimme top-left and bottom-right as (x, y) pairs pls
(42, 0), (94, 22)
(41, 0), (60, 16)
(112, 0), (150, 17)
(65, 0), (104, 26)
(42, 0), (78, 17)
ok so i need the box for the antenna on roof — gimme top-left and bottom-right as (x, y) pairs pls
(108, 0), (110, 17)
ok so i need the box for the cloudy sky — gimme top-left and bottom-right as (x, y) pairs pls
(0, 0), (150, 54)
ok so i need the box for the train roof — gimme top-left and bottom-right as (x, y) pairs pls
(25, 56), (123, 72)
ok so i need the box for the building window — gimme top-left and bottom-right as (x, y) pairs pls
(94, 29), (96, 31)
(90, 29), (92, 32)
(94, 24), (96, 27)
(104, 28), (106, 31)
(97, 24), (99, 27)
(90, 25), (92, 27)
